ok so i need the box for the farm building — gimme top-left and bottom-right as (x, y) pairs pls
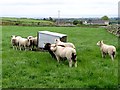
(83, 20), (109, 25)
(37, 31), (67, 48)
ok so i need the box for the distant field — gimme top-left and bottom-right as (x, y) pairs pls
(2, 26), (118, 88)
(2, 17), (55, 26)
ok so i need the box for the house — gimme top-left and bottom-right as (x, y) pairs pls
(83, 20), (109, 25)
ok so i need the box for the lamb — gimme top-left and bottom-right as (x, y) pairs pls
(97, 40), (116, 61)
(50, 44), (77, 67)
(18, 38), (31, 51)
(11, 35), (22, 50)
(55, 39), (75, 49)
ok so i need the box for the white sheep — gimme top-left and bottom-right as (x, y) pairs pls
(27, 36), (38, 50)
(11, 35), (17, 50)
(27, 36), (34, 50)
(33, 36), (38, 50)
(18, 38), (31, 51)
(97, 40), (116, 61)
(55, 39), (75, 49)
(11, 35), (22, 50)
(50, 44), (77, 67)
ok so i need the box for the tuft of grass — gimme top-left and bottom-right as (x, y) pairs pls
(2, 26), (118, 88)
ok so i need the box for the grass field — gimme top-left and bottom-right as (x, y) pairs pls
(2, 26), (118, 88)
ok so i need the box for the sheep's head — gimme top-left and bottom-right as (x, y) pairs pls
(27, 36), (33, 39)
(97, 40), (104, 46)
(11, 35), (17, 38)
(44, 43), (51, 50)
(55, 38), (61, 43)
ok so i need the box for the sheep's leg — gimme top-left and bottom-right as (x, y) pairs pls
(24, 46), (27, 51)
(74, 61), (77, 67)
(69, 60), (72, 67)
(110, 55), (114, 61)
(20, 46), (22, 51)
(12, 46), (15, 50)
(15, 46), (18, 50)
(16, 43), (19, 50)
(17, 45), (19, 50)
(30, 46), (32, 51)
(56, 56), (60, 63)
(19, 45), (22, 51)
(102, 52), (106, 58)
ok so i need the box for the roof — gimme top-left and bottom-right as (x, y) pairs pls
(38, 31), (67, 38)
(87, 20), (109, 24)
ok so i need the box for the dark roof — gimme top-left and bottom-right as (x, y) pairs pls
(87, 20), (109, 24)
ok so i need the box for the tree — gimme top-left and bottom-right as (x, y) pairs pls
(79, 20), (83, 25)
(49, 17), (53, 21)
(101, 15), (109, 20)
(73, 20), (83, 25)
(43, 18), (46, 20)
(73, 20), (79, 25)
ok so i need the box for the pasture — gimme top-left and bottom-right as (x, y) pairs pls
(2, 26), (118, 88)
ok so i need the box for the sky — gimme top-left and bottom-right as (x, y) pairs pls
(0, 0), (119, 18)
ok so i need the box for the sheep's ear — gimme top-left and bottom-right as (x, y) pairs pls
(101, 40), (104, 43)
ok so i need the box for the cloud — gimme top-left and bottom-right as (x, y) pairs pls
(0, 0), (119, 18)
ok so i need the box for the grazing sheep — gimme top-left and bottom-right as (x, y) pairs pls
(18, 38), (31, 51)
(55, 39), (75, 49)
(44, 43), (56, 59)
(50, 44), (77, 67)
(11, 35), (22, 50)
(97, 40), (116, 61)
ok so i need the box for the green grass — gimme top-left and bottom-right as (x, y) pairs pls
(2, 26), (118, 88)
(2, 17), (55, 26)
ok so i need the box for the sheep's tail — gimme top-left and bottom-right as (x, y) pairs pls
(71, 53), (77, 62)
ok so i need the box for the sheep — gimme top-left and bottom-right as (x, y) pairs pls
(50, 43), (77, 67)
(27, 36), (38, 50)
(18, 38), (31, 51)
(33, 36), (38, 50)
(44, 43), (57, 60)
(55, 39), (75, 49)
(11, 35), (17, 50)
(27, 36), (34, 50)
(97, 40), (116, 61)
(11, 35), (22, 50)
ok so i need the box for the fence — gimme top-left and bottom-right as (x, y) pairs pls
(106, 24), (120, 37)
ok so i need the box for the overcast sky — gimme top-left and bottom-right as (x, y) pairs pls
(0, 0), (119, 18)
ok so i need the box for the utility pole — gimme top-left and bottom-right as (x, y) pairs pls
(58, 10), (60, 25)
